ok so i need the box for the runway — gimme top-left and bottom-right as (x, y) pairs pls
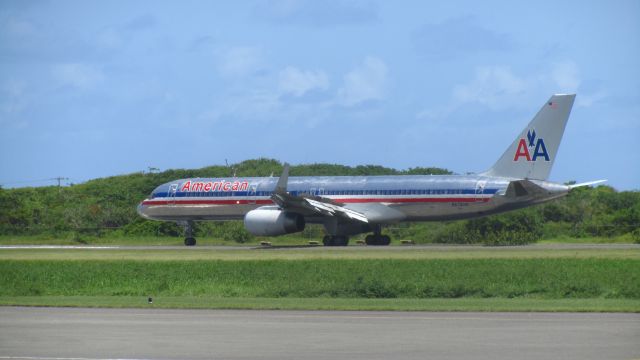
(1, 307), (638, 360)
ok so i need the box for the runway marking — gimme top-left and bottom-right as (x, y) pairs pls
(0, 357), (152, 360)
(0, 246), (118, 249)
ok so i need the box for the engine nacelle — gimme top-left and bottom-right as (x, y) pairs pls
(243, 206), (306, 236)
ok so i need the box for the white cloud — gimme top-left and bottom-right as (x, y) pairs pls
(419, 61), (603, 119)
(52, 63), (104, 90)
(552, 61), (580, 93)
(338, 56), (387, 106)
(217, 46), (263, 78)
(278, 66), (329, 96)
(453, 66), (526, 109)
(202, 56), (388, 125)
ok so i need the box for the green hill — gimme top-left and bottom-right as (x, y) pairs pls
(0, 158), (638, 245)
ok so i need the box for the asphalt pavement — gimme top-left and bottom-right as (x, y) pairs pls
(1, 307), (638, 360)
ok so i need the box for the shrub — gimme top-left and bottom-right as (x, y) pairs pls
(220, 222), (253, 243)
(432, 221), (481, 244)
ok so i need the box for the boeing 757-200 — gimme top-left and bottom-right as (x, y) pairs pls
(137, 94), (604, 246)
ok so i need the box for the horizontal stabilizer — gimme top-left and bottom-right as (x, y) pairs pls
(568, 180), (607, 189)
(504, 180), (547, 198)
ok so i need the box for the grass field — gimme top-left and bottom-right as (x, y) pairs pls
(3, 258), (638, 298)
(1, 246), (638, 312)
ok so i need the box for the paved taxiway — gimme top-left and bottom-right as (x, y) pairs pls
(1, 243), (638, 250)
(1, 307), (638, 360)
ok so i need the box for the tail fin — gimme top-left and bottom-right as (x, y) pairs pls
(483, 94), (576, 180)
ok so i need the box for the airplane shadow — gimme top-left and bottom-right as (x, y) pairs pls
(252, 245), (321, 250)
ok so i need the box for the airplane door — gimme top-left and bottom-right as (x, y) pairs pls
(475, 181), (486, 202)
(168, 183), (178, 205)
(248, 185), (257, 205)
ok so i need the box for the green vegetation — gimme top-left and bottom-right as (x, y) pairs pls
(1, 247), (639, 261)
(2, 259), (638, 299)
(1, 158), (638, 245)
(1, 247), (637, 312)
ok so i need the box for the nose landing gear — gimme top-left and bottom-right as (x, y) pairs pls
(181, 221), (196, 246)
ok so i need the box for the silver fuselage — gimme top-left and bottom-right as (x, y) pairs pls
(137, 174), (569, 223)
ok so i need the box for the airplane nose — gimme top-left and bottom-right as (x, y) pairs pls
(137, 202), (150, 219)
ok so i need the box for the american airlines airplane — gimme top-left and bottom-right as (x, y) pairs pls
(137, 94), (604, 246)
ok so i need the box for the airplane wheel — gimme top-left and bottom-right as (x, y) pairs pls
(381, 235), (391, 246)
(322, 236), (333, 246)
(365, 235), (375, 245)
(184, 237), (196, 246)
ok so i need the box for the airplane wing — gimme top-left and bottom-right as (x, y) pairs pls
(270, 163), (405, 224)
(304, 198), (369, 223)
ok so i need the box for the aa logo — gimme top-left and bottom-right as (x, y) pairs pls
(513, 129), (550, 162)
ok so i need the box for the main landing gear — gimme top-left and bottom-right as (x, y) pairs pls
(182, 221), (196, 246)
(364, 225), (391, 246)
(322, 235), (349, 246)
(321, 224), (391, 247)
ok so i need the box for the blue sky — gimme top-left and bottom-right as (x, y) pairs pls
(1, 0), (638, 190)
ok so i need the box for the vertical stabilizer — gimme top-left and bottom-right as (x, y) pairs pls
(483, 94), (575, 180)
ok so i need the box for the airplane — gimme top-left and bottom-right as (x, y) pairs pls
(137, 94), (605, 246)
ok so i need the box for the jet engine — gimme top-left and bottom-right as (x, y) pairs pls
(243, 206), (305, 236)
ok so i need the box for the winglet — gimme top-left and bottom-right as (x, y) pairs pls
(568, 179), (607, 189)
(274, 163), (290, 194)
